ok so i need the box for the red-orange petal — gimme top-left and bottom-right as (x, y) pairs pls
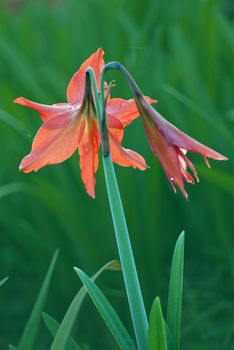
(66, 48), (105, 105)
(143, 119), (188, 198)
(108, 130), (147, 170)
(14, 97), (69, 121)
(107, 114), (123, 129)
(78, 120), (100, 198)
(152, 110), (228, 161)
(106, 96), (157, 127)
(20, 110), (82, 172)
(177, 147), (199, 182)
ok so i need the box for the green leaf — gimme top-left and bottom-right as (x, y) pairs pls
(43, 313), (82, 350)
(196, 165), (234, 195)
(8, 345), (18, 350)
(0, 276), (9, 287)
(17, 249), (59, 350)
(0, 108), (29, 137)
(148, 297), (167, 350)
(74, 267), (137, 350)
(0, 183), (31, 200)
(167, 232), (185, 350)
(50, 260), (121, 350)
(165, 322), (176, 350)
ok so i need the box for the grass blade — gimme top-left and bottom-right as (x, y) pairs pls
(148, 297), (167, 350)
(161, 84), (234, 147)
(165, 323), (176, 350)
(0, 276), (9, 287)
(167, 232), (185, 350)
(0, 108), (29, 137)
(50, 260), (120, 350)
(0, 183), (31, 200)
(43, 313), (82, 350)
(74, 267), (137, 350)
(17, 249), (59, 350)
(196, 165), (234, 195)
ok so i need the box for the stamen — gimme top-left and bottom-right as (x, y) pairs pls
(177, 147), (199, 183)
(203, 155), (211, 168)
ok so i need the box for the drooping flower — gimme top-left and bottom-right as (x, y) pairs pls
(14, 49), (155, 198)
(135, 94), (228, 198)
(113, 63), (228, 198)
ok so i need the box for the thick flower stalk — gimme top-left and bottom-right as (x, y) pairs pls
(87, 67), (148, 350)
(103, 62), (228, 198)
(14, 49), (155, 198)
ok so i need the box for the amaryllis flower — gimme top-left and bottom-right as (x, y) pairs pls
(14, 48), (155, 198)
(134, 93), (227, 198)
(112, 63), (228, 198)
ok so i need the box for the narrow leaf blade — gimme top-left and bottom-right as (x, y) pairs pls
(167, 232), (185, 350)
(148, 297), (167, 350)
(0, 276), (9, 287)
(50, 260), (120, 350)
(74, 267), (136, 350)
(43, 313), (82, 350)
(165, 322), (176, 350)
(18, 249), (59, 350)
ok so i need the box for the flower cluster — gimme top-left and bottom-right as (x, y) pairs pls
(14, 48), (227, 198)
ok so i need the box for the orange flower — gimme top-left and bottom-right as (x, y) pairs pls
(14, 49), (155, 198)
(132, 93), (228, 198)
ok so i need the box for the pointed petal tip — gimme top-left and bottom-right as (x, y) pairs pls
(182, 186), (189, 200)
(87, 190), (95, 199)
(203, 151), (228, 162)
(181, 187), (189, 200)
(144, 96), (158, 105)
(94, 47), (105, 61)
(219, 155), (228, 161)
(203, 156), (211, 168)
(97, 47), (104, 54)
(170, 176), (189, 200)
(14, 97), (34, 108)
(14, 97), (24, 104)
(145, 163), (150, 170)
(19, 163), (24, 172)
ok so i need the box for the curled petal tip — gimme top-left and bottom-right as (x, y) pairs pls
(14, 97), (33, 107)
(14, 97), (23, 104)
(149, 98), (158, 104)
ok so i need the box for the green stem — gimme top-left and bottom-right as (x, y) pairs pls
(88, 68), (148, 350)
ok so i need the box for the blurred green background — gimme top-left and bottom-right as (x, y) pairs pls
(0, 0), (233, 349)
